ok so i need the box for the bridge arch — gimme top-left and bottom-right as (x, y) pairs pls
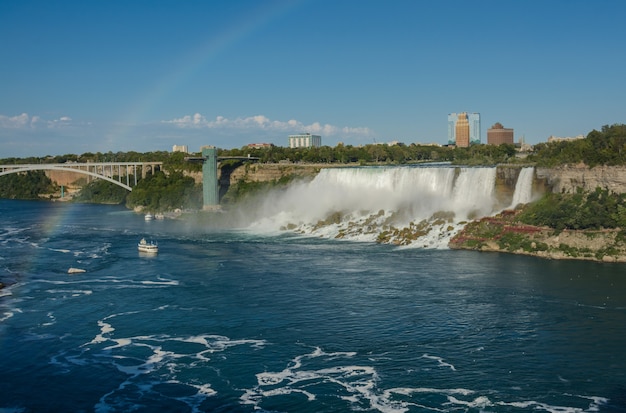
(0, 165), (134, 191)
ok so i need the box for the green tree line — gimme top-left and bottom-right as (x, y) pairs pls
(217, 142), (519, 166)
(0, 171), (57, 199)
(528, 124), (626, 167)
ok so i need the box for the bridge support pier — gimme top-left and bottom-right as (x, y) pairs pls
(186, 148), (259, 210)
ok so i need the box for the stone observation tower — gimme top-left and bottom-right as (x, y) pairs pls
(201, 146), (219, 208)
(186, 146), (259, 210)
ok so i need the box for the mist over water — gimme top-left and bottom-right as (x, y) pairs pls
(231, 165), (531, 247)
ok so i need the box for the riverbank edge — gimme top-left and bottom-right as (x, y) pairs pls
(449, 209), (626, 263)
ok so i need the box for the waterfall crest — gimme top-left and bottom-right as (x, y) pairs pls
(242, 166), (535, 248)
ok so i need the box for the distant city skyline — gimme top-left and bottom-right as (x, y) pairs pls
(2, 0), (626, 157)
(448, 112), (480, 146)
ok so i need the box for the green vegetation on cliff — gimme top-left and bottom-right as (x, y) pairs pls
(450, 188), (626, 261)
(125, 171), (202, 212)
(71, 170), (202, 210)
(517, 187), (626, 231)
(73, 178), (129, 204)
(529, 124), (626, 167)
(0, 171), (57, 199)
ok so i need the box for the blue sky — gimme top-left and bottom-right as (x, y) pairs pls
(1, 0), (625, 157)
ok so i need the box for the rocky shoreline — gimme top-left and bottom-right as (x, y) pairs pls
(449, 210), (626, 263)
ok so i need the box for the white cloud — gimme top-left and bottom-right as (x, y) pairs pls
(0, 112), (376, 157)
(0, 113), (32, 128)
(0, 113), (74, 129)
(162, 113), (373, 137)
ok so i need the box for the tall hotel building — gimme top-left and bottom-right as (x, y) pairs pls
(288, 133), (322, 148)
(448, 112), (481, 147)
(487, 123), (514, 145)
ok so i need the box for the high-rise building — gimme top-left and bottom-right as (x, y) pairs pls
(468, 113), (481, 145)
(455, 113), (470, 147)
(487, 123), (514, 145)
(447, 113), (457, 144)
(448, 112), (480, 145)
(288, 133), (322, 148)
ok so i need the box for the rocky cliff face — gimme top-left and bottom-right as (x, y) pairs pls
(45, 170), (87, 186)
(222, 163), (359, 189)
(184, 163), (326, 186)
(222, 163), (323, 184)
(536, 164), (626, 194)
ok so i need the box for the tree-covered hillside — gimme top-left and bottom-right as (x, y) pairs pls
(0, 171), (57, 199)
(528, 124), (626, 167)
(125, 171), (202, 212)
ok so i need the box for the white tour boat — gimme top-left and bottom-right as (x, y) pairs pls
(138, 238), (158, 253)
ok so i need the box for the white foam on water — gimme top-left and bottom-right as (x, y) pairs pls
(74, 312), (269, 412)
(0, 310), (15, 322)
(236, 166), (535, 248)
(421, 354), (456, 371)
(448, 395), (493, 408)
(48, 248), (71, 253)
(45, 289), (93, 298)
(90, 331), (266, 413)
(242, 347), (410, 413)
(498, 395), (609, 412)
(240, 345), (609, 413)
(388, 387), (474, 397)
(139, 279), (179, 286)
(89, 320), (116, 344)
(41, 311), (56, 326)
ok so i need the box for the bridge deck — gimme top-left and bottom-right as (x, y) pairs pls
(0, 162), (163, 191)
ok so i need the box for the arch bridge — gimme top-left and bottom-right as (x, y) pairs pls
(0, 162), (162, 191)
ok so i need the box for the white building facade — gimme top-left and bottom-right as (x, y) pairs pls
(288, 133), (322, 148)
(172, 145), (189, 153)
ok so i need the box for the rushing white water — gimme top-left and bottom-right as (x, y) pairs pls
(510, 167), (535, 208)
(241, 166), (534, 248)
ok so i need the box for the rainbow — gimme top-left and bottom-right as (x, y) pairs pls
(109, 1), (302, 149)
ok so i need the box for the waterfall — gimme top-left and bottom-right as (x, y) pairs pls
(451, 167), (496, 219)
(510, 167), (535, 208)
(242, 165), (504, 248)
